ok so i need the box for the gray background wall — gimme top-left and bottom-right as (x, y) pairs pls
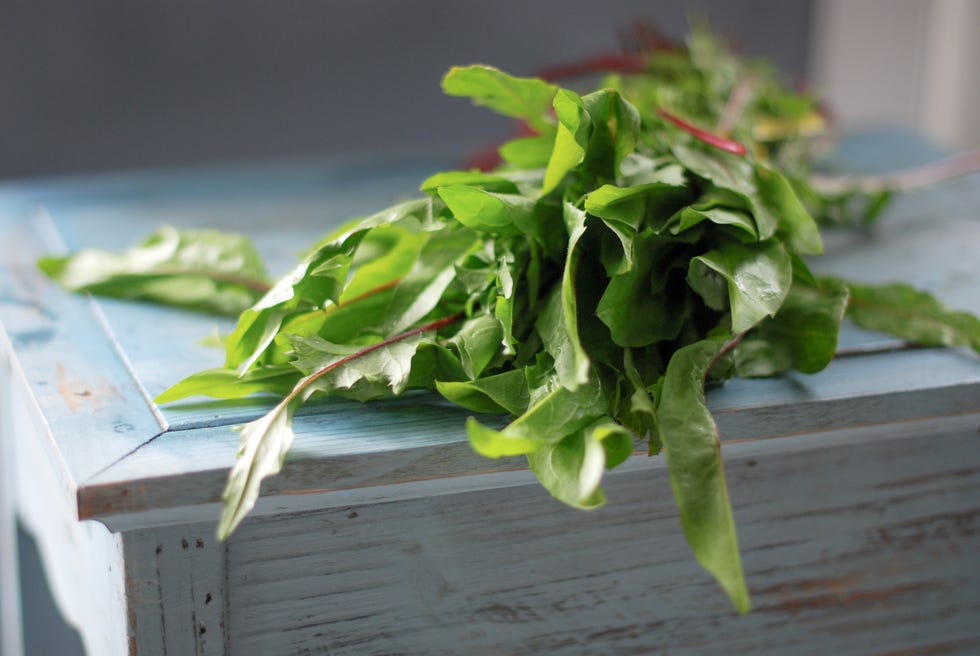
(0, 0), (812, 181)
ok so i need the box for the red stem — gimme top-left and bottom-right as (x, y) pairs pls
(334, 278), (400, 309)
(705, 332), (747, 381)
(285, 312), (464, 403)
(537, 52), (646, 82)
(658, 108), (748, 156)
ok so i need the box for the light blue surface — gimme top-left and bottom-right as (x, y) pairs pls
(2, 133), (980, 655)
(1, 135), (979, 521)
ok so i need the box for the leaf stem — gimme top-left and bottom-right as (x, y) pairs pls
(142, 266), (272, 293)
(320, 278), (402, 314)
(706, 331), (747, 380)
(808, 149), (980, 195)
(536, 52), (646, 82)
(658, 109), (748, 156)
(284, 311), (464, 403)
(716, 75), (757, 136)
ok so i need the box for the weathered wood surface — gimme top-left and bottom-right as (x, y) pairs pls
(0, 329), (129, 656)
(2, 135), (978, 527)
(123, 523), (228, 655)
(223, 413), (980, 655)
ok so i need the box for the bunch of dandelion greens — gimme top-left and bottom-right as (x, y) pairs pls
(40, 30), (980, 613)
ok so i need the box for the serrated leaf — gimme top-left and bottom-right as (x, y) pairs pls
(290, 333), (423, 399)
(217, 387), (309, 539)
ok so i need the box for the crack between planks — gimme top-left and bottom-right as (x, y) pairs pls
(83, 429), (169, 483)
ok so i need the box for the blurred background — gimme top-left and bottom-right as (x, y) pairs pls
(1, 1), (978, 653)
(2, 0), (977, 182)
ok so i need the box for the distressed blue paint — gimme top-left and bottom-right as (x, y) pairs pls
(2, 132), (980, 655)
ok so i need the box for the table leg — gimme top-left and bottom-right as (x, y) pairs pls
(0, 346), (25, 656)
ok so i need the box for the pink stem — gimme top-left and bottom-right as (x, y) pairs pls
(658, 108), (748, 156)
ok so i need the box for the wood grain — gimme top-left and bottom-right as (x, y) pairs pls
(123, 523), (227, 655)
(223, 413), (980, 655)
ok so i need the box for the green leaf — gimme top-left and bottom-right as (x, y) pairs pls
(385, 227), (479, 333)
(837, 279), (980, 354)
(436, 368), (529, 415)
(155, 365), (300, 403)
(420, 170), (519, 195)
(586, 182), (683, 232)
(290, 333), (424, 400)
(581, 89), (641, 174)
(222, 229), (368, 371)
(442, 65), (557, 132)
(671, 145), (782, 240)
(466, 373), (607, 458)
(755, 166), (823, 255)
(537, 203), (591, 388)
(38, 226), (270, 316)
(438, 185), (535, 236)
(734, 277), (849, 376)
(448, 314), (504, 379)
(655, 337), (750, 613)
(499, 133), (556, 169)
(666, 205), (758, 241)
(495, 294), (517, 355)
(217, 387), (309, 539)
(618, 154), (688, 187)
(542, 89), (591, 195)
(688, 241), (792, 333)
(596, 231), (686, 346)
(527, 419), (633, 509)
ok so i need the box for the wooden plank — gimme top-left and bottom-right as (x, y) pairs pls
(0, 327), (25, 656)
(2, 331), (130, 656)
(0, 207), (165, 485)
(77, 345), (980, 522)
(222, 413), (980, 655)
(123, 522), (227, 655)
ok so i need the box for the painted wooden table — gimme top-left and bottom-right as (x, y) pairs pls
(1, 134), (979, 655)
